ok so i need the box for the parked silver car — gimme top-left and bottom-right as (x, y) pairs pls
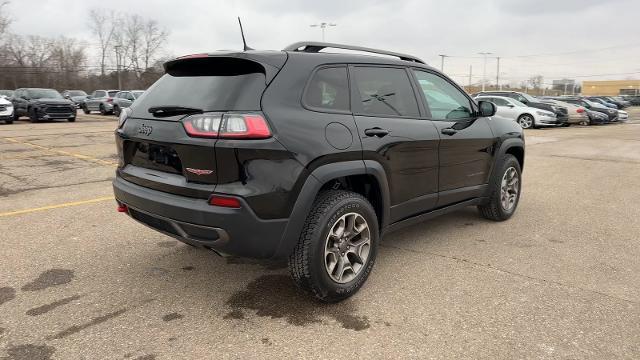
(112, 90), (144, 116)
(83, 90), (119, 115)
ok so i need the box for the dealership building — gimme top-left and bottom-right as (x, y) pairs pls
(582, 80), (640, 96)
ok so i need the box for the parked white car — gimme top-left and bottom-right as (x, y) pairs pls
(475, 95), (557, 129)
(0, 96), (14, 124)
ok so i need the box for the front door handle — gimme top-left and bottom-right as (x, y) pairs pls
(441, 128), (458, 136)
(364, 127), (390, 138)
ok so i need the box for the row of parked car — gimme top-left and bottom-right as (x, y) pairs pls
(470, 91), (632, 129)
(0, 88), (145, 124)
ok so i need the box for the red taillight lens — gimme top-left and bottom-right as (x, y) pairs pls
(107, 98), (113, 103)
(208, 195), (241, 208)
(182, 113), (271, 139)
(577, 108), (585, 113)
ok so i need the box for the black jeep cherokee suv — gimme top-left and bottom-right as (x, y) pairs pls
(113, 42), (525, 302)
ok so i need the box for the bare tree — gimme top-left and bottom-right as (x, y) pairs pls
(0, 1), (10, 39)
(141, 19), (168, 71)
(529, 75), (544, 90)
(88, 9), (118, 76)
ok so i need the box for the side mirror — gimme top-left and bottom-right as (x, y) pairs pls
(478, 100), (497, 117)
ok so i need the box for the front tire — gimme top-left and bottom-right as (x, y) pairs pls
(82, 105), (90, 114)
(478, 154), (522, 221)
(113, 105), (121, 117)
(288, 190), (379, 303)
(99, 104), (107, 115)
(29, 108), (39, 123)
(5, 119), (13, 124)
(517, 114), (534, 129)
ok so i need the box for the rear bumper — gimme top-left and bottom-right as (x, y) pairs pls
(113, 176), (288, 259)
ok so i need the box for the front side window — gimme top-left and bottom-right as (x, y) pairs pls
(413, 70), (472, 120)
(352, 67), (419, 117)
(304, 67), (350, 112)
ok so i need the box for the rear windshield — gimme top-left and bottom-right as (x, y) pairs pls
(132, 57), (266, 114)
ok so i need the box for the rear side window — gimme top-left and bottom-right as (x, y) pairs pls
(304, 67), (350, 112)
(108, 91), (119, 97)
(95, 91), (106, 98)
(132, 57), (266, 115)
(352, 67), (419, 117)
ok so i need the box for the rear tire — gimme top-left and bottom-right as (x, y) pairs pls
(5, 119), (13, 124)
(82, 105), (90, 114)
(478, 154), (521, 221)
(113, 105), (121, 117)
(288, 190), (379, 303)
(99, 104), (106, 115)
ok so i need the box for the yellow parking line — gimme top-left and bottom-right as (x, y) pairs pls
(0, 196), (115, 218)
(2, 137), (117, 166)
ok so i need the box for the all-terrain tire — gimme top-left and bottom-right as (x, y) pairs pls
(478, 154), (522, 221)
(288, 190), (379, 303)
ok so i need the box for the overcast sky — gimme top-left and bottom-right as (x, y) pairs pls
(5, 0), (640, 86)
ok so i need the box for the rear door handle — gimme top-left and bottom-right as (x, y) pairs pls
(364, 127), (390, 138)
(441, 128), (458, 136)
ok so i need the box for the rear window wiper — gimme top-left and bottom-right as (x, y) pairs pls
(148, 106), (203, 117)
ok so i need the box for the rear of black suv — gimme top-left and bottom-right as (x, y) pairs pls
(114, 45), (524, 302)
(113, 53), (299, 259)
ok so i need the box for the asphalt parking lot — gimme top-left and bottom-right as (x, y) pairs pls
(1, 110), (640, 359)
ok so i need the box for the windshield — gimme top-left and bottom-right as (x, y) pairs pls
(520, 93), (538, 103)
(510, 99), (528, 107)
(69, 91), (87, 96)
(27, 89), (63, 99)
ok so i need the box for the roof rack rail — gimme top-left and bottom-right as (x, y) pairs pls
(283, 41), (425, 64)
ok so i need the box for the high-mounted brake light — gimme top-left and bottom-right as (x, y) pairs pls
(177, 53), (209, 59)
(182, 113), (271, 139)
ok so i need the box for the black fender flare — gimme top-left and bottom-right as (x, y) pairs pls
(495, 137), (525, 172)
(271, 160), (390, 259)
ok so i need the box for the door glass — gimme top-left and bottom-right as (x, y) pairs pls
(492, 98), (510, 106)
(304, 67), (350, 111)
(352, 67), (419, 117)
(413, 70), (472, 120)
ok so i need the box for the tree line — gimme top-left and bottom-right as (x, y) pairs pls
(0, 2), (169, 92)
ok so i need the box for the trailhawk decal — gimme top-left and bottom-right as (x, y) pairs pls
(185, 168), (214, 176)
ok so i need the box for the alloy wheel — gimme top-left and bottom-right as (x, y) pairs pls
(500, 167), (519, 211)
(324, 212), (371, 284)
(518, 115), (533, 129)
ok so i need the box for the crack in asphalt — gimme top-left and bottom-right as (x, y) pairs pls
(380, 244), (638, 306)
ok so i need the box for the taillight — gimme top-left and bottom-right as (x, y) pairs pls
(577, 108), (585, 113)
(182, 113), (271, 139)
(107, 98), (113, 103)
(208, 195), (241, 208)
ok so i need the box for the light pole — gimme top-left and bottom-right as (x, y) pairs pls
(438, 54), (449, 72)
(114, 45), (122, 90)
(478, 52), (493, 91)
(310, 22), (337, 42)
(495, 56), (501, 90)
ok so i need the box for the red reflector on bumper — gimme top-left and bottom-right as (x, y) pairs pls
(208, 195), (241, 208)
(117, 204), (128, 213)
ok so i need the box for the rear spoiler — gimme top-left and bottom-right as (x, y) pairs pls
(164, 51), (288, 84)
